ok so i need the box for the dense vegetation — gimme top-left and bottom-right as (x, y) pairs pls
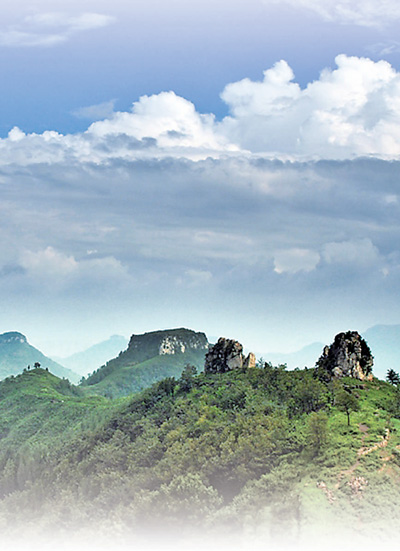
(0, 363), (400, 546)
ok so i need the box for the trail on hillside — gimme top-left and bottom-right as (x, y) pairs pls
(317, 425), (390, 502)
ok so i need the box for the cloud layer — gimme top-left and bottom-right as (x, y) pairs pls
(0, 53), (399, 354)
(1, 153), (400, 354)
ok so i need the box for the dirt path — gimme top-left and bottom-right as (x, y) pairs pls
(318, 424), (390, 499)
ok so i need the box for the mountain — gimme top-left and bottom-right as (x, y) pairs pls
(56, 334), (128, 376)
(82, 327), (209, 397)
(362, 324), (400, 380)
(0, 332), (80, 383)
(260, 341), (324, 369)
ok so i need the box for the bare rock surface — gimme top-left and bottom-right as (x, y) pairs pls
(315, 331), (373, 381)
(205, 338), (255, 374)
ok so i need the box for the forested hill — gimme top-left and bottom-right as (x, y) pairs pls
(0, 331), (80, 383)
(82, 328), (209, 398)
(0, 362), (400, 548)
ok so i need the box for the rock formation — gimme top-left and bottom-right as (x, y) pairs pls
(126, 328), (209, 362)
(315, 331), (373, 381)
(205, 338), (256, 374)
(244, 352), (256, 369)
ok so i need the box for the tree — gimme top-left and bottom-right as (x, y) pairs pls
(179, 364), (198, 392)
(386, 369), (400, 386)
(288, 377), (328, 416)
(306, 411), (328, 455)
(334, 387), (360, 426)
(33, 362), (41, 369)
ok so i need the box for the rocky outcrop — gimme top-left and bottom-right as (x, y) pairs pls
(204, 338), (256, 374)
(244, 352), (256, 369)
(315, 331), (373, 381)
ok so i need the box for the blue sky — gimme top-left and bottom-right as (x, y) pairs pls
(1, 0), (400, 359)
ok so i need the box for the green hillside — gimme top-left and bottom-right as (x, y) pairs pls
(0, 361), (400, 546)
(82, 328), (209, 397)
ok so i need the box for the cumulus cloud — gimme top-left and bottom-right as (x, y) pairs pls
(87, 91), (237, 158)
(219, 54), (400, 159)
(2, 55), (400, 162)
(267, 0), (400, 27)
(0, 12), (115, 47)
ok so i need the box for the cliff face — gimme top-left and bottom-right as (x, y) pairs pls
(315, 331), (374, 381)
(126, 328), (209, 363)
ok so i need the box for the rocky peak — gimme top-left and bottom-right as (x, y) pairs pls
(315, 331), (373, 381)
(204, 337), (256, 374)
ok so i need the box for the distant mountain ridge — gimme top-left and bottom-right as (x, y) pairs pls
(260, 342), (324, 370)
(0, 331), (80, 383)
(57, 335), (128, 376)
(83, 327), (209, 398)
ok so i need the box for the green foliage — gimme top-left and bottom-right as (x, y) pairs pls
(386, 368), (400, 386)
(0, 361), (399, 543)
(334, 384), (360, 426)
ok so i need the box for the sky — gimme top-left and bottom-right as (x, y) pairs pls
(1, 0), (400, 358)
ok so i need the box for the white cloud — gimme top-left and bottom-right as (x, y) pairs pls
(2, 55), (400, 162)
(273, 248), (320, 274)
(219, 54), (400, 159)
(267, 0), (400, 27)
(0, 12), (115, 47)
(87, 91), (237, 158)
(21, 247), (78, 278)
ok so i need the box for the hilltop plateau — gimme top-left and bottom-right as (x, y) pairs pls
(82, 328), (209, 398)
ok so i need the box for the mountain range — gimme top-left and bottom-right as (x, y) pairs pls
(55, 334), (128, 376)
(0, 324), (398, 391)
